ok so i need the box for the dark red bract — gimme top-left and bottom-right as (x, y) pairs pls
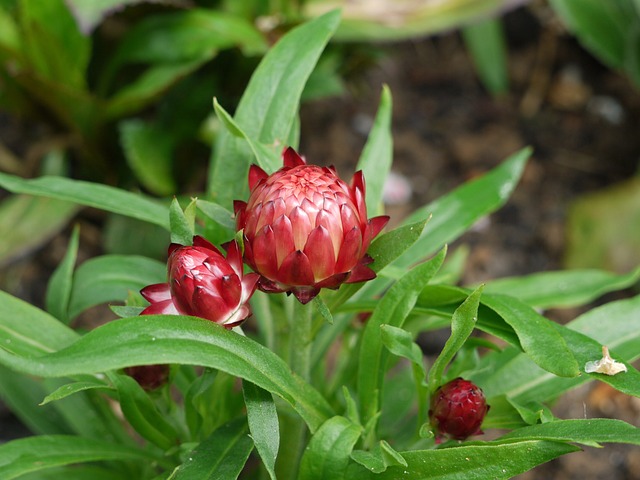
(429, 377), (489, 441)
(234, 147), (389, 304)
(140, 236), (259, 328)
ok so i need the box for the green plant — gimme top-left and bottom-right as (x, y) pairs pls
(0, 10), (639, 480)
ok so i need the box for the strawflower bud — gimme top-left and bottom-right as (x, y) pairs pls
(234, 147), (389, 304)
(140, 236), (259, 328)
(429, 377), (489, 441)
(124, 364), (170, 391)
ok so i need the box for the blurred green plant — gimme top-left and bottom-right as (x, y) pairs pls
(0, 11), (639, 479)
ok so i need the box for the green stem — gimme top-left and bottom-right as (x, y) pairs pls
(276, 299), (313, 479)
(290, 300), (313, 381)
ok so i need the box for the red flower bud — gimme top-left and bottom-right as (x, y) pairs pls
(234, 147), (389, 304)
(140, 236), (259, 328)
(429, 378), (489, 441)
(124, 364), (170, 391)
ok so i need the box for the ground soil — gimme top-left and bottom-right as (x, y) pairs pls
(1, 2), (640, 478)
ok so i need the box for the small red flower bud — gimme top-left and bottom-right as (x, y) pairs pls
(234, 147), (389, 304)
(429, 377), (489, 441)
(124, 364), (170, 391)
(140, 236), (259, 328)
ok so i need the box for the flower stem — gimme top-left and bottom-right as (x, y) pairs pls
(276, 299), (313, 479)
(290, 299), (313, 381)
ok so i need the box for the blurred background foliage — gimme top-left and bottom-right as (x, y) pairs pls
(0, 0), (639, 270)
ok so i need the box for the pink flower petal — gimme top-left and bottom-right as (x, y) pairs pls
(249, 164), (268, 190)
(278, 250), (315, 286)
(141, 298), (180, 316)
(140, 283), (171, 303)
(283, 147), (306, 168)
(303, 225), (335, 280)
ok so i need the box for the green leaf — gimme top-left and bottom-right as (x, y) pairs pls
(398, 147), (530, 267)
(111, 9), (266, 66)
(299, 416), (361, 480)
(170, 197), (196, 245)
(19, 0), (91, 88)
(314, 295), (333, 325)
(40, 380), (114, 405)
(0, 314), (334, 433)
(68, 255), (166, 319)
(380, 325), (426, 379)
(213, 98), (281, 172)
(482, 267), (640, 309)
(0, 290), (78, 356)
(110, 373), (179, 450)
(242, 381), (279, 480)
(0, 173), (169, 229)
(481, 294), (580, 378)
(498, 418), (640, 447)
(428, 286), (483, 392)
(0, 435), (158, 480)
(550, 0), (631, 69)
(355, 85), (393, 215)
(106, 60), (205, 119)
(0, 194), (78, 267)
(45, 224), (80, 324)
(350, 441), (407, 474)
(119, 119), (176, 196)
(17, 464), (129, 480)
(462, 18), (509, 95)
(197, 200), (236, 232)
(207, 9), (341, 208)
(0, 364), (71, 435)
(357, 247), (446, 426)
(476, 294), (640, 403)
(344, 440), (580, 479)
(170, 418), (253, 480)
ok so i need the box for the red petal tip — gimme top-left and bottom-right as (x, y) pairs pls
(283, 147), (306, 168)
(193, 235), (218, 251)
(249, 164), (268, 190)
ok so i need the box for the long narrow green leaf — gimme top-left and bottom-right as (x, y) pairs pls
(171, 418), (253, 480)
(344, 440), (579, 479)
(243, 381), (279, 480)
(0, 435), (158, 480)
(0, 194), (78, 267)
(358, 247), (446, 425)
(0, 290), (78, 356)
(355, 85), (393, 215)
(428, 286), (483, 392)
(208, 10), (341, 208)
(68, 255), (166, 320)
(45, 224), (80, 324)
(0, 173), (169, 229)
(299, 416), (362, 480)
(110, 373), (179, 450)
(476, 294), (640, 403)
(462, 18), (509, 95)
(482, 294), (580, 378)
(0, 314), (334, 433)
(0, 365), (71, 435)
(499, 418), (640, 446)
(398, 147), (530, 267)
(482, 267), (640, 309)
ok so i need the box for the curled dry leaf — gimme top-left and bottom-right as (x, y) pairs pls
(584, 346), (627, 376)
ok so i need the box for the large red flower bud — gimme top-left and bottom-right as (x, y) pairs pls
(429, 378), (489, 441)
(234, 147), (389, 304)
(140, 236), (259, 328)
